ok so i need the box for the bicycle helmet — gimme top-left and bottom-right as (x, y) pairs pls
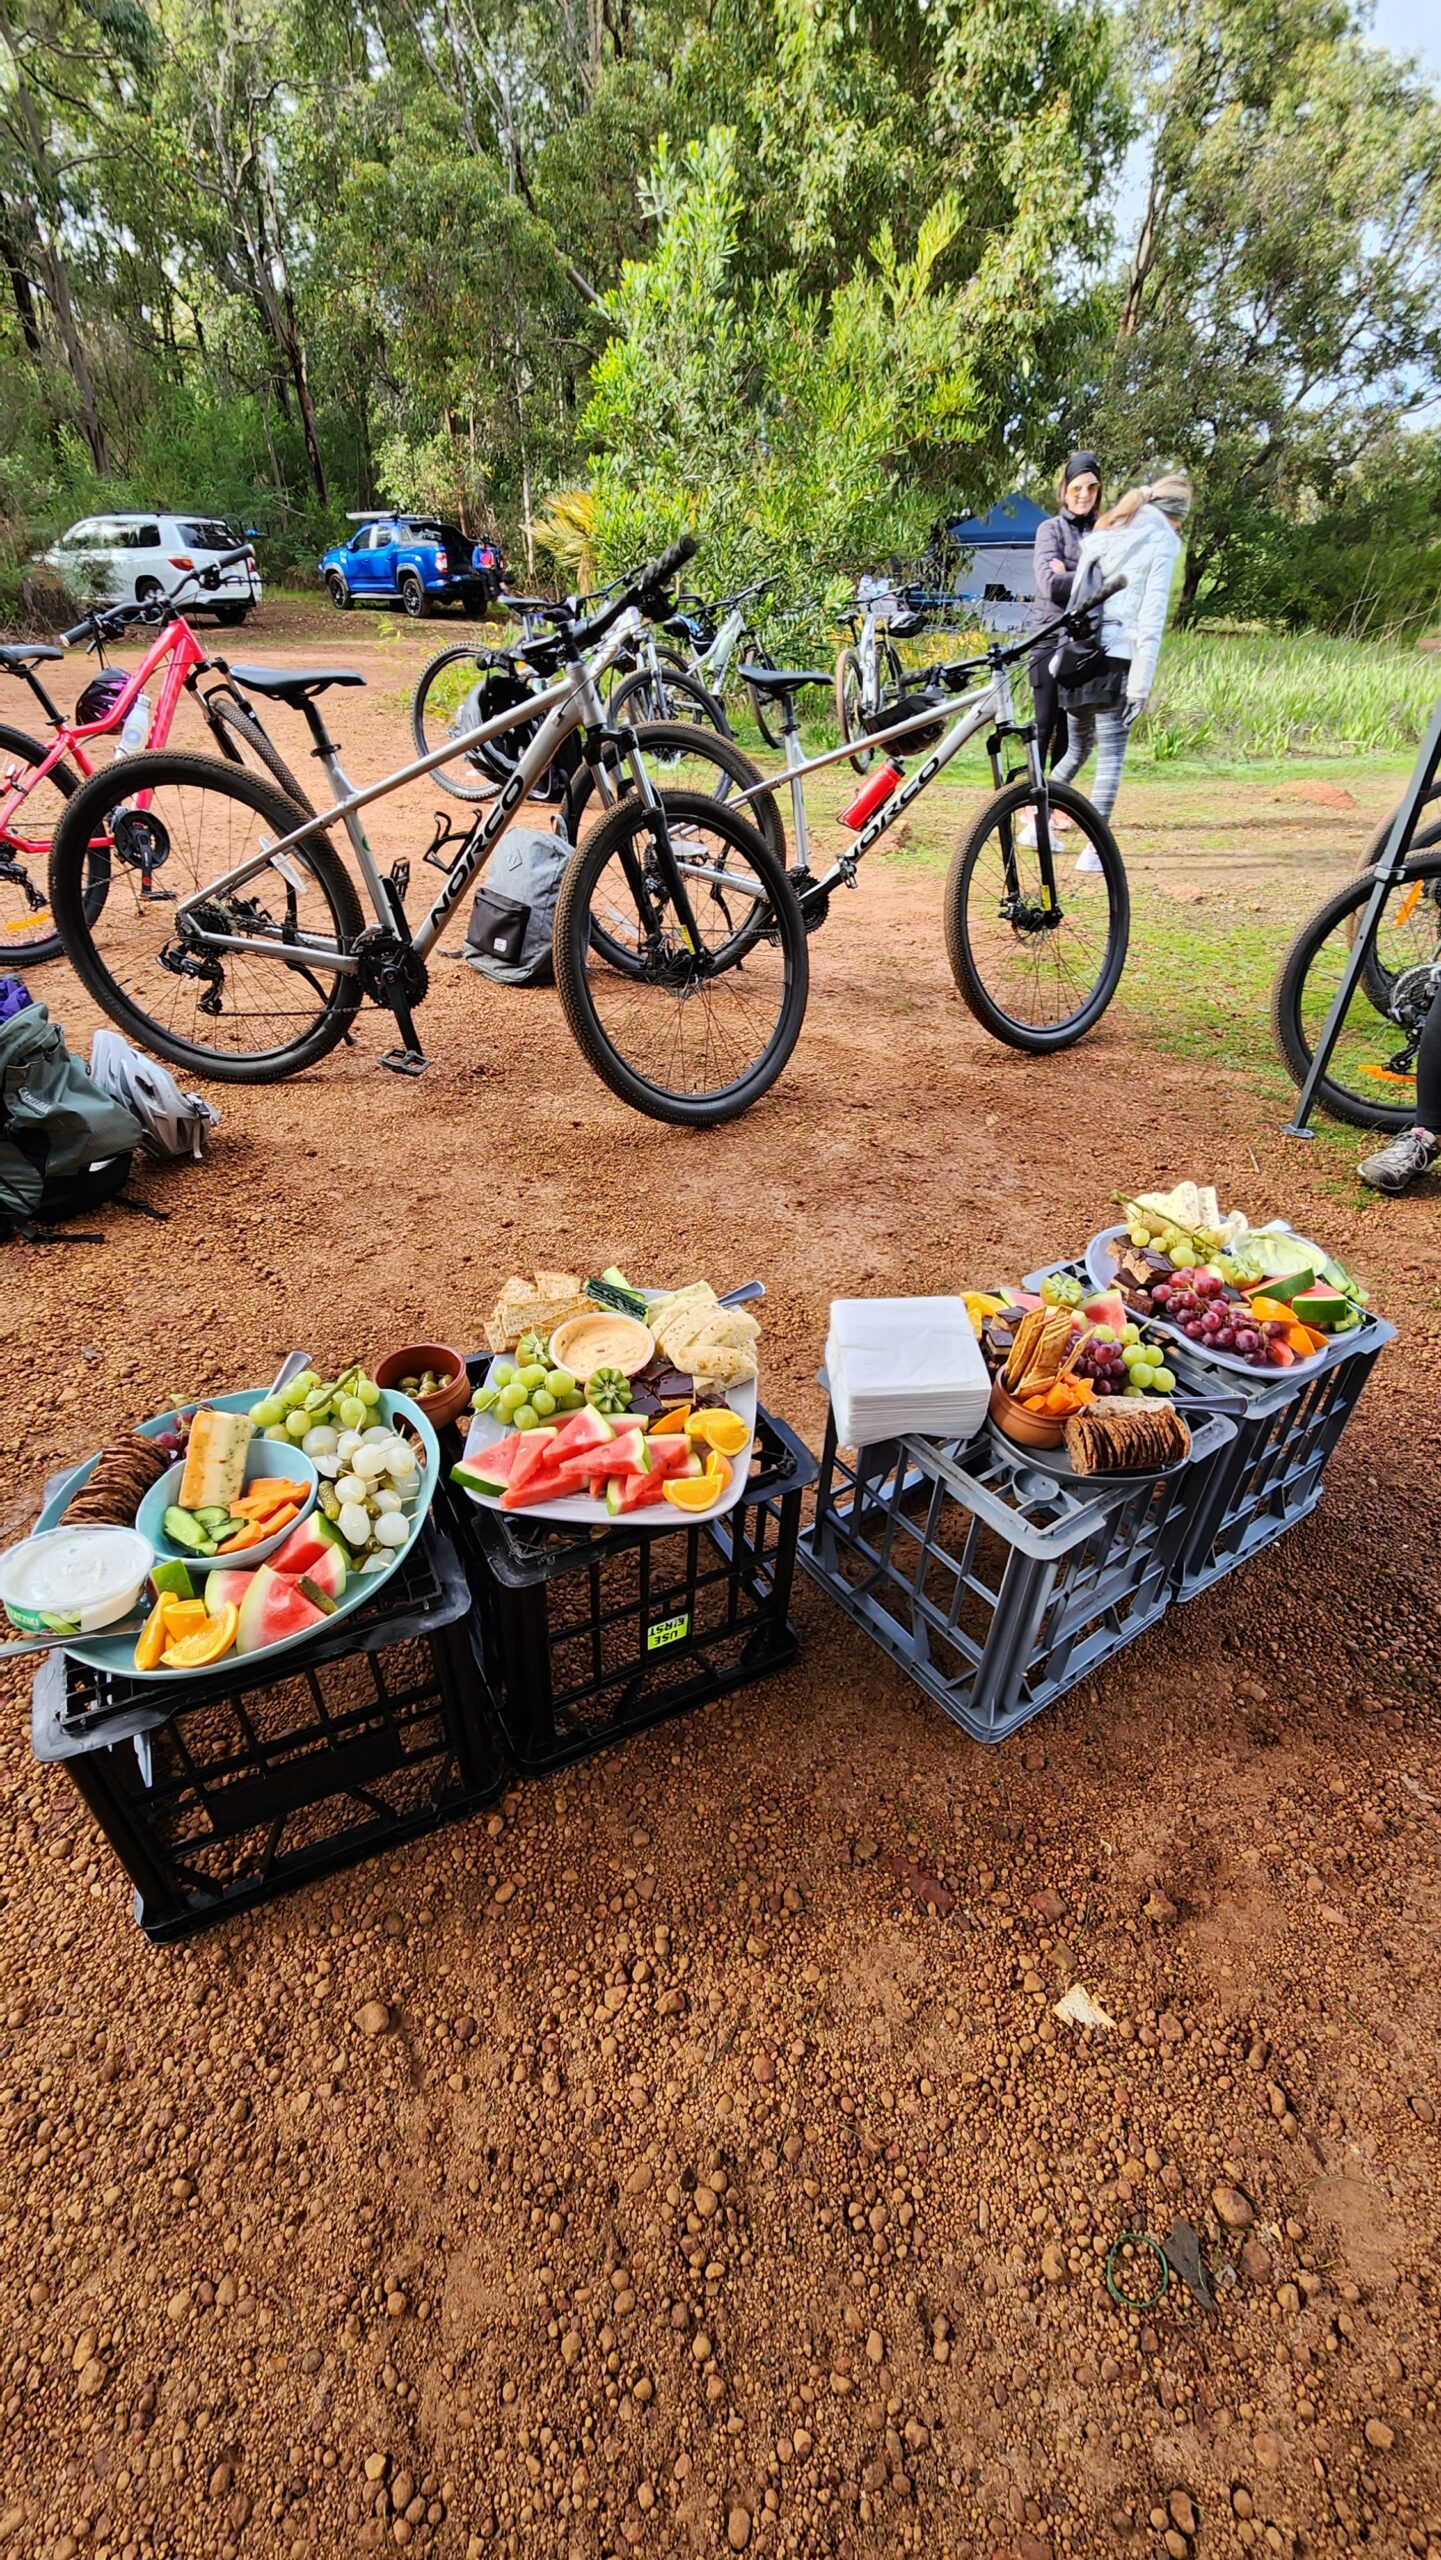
(74, 669), (130, 728)
(88, 1030), (219, 1161)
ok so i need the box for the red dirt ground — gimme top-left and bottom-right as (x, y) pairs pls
(1, 613), (1437, 2560)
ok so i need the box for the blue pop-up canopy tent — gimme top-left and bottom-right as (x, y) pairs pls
(945, 492), (1047, 627)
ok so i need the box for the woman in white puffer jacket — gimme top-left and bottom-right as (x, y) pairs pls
(1050, 469), (1192, 864)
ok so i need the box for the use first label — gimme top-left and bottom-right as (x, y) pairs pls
(646, 1612), (691, 1652)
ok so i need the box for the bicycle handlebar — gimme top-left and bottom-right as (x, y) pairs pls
(60, 546), (257, 650)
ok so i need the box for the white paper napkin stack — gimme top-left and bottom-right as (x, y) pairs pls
(825, 1298), (991, 1447)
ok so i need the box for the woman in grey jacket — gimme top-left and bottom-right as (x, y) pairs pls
(1051, 469), (1192, 866)
(1029, 450), (1102, 768)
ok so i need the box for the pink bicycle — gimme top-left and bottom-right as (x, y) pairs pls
(0, 553), (312, 964)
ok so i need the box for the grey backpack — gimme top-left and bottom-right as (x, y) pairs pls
(461, 826), (572, 987)
(0, 1000), (146, 1238)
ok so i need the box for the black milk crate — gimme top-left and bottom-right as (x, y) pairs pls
(30, 1525), (502, 1942)
(798, 1403), (1234, 1745)
(1024, 1253), (1396, 1602)
(443, 1391), (817, 1770)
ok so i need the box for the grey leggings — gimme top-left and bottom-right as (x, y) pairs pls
(1051, 700), (1129, 822)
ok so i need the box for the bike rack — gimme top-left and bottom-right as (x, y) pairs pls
(1284, 695), (1441, 1137)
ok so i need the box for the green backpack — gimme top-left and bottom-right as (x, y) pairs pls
(0, 999), (146, 1239)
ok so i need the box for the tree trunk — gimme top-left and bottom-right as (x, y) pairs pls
(0, 225), (43, 358)
(0, 0), (110, 470)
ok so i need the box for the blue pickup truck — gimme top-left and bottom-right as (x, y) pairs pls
(320, 514), (502, 618)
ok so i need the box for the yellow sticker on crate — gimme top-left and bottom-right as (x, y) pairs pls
(646, 1612), (691, 1652)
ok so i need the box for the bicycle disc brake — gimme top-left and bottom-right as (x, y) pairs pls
(1002, 895), (1062, 935)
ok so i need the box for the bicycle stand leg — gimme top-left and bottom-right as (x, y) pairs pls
(379, 1000), (429, 1077)
(1284, 696), (1441, 1137)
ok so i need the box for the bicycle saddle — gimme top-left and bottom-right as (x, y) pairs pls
(738, 664), (831, 695)
(0, 642), (64, 667)
(227, 665), (367, 702)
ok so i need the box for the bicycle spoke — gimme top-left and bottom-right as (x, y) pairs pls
(1285, 873), (1439, 1119)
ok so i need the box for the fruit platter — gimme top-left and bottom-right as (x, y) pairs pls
(1085, 1181), (1372, 1380)
(453, 1263), (760, 1526)
(6, 1361), (439, 1683)
(966, 1280), (1192, 1477)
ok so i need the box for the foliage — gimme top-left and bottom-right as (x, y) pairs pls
(1096, 0), (1441, 616)
(1137, 625), (1440, 760)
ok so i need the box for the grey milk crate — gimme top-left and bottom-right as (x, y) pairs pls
(798, 1401), (1234, 1745)
(1026, 1254), (1395, 1602)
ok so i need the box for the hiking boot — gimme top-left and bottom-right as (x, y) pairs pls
(1357, 1127), (1439, 1194)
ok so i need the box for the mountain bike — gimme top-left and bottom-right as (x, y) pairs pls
(574, 575), (1130, 1060)
(47, 539), (810, 1125)
(1273, 698), (1441, 1132)
(610, 580), (786, 744)
(832, 587), (954, 772)
(0, 554), (311, 963)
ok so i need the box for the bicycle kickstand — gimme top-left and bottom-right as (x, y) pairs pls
(379, 1003), (430, 1076)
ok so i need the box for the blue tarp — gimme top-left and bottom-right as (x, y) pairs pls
(946, 493), (1046, 547)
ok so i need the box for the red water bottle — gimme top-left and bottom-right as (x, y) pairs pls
(840, 760), (902, 830)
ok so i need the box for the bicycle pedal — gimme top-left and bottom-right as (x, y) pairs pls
(379, 1046), (430, 1077)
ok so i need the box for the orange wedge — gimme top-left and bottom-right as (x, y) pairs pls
(648, 1407), (692, 1435)
(162, 1604), (238, 1669)
(685, 1408), (749, 1457)
(134, 1598), (171, 1672)
(160, 1596), (210, 1639)
(663, 1472), (723, 1512)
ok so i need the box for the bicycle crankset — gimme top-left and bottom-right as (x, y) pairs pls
(353, 925), (429, 1012)
(112, 806), (171, 882)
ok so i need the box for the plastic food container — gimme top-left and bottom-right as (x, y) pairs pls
(0, 1525), (153, 1637)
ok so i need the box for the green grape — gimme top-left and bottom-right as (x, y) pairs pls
(497, 1383), (527, 1417)
(547, 1367), (576, 1399)
(338, 1394), (366, 1429)
(1127, 1226), (1148, 1248)
(556, 1390), (584, 1412)
(512, 1403), (539, 1431)
(263, 1422), (290, 1442)
(1091, 1325), (1115, 1344)
(1121, 1343), (1146, 1370)
(358, 1377), (381, 1407)
(294, 1369), (320, 1393)
(1122, 1322), (1140, 1344)
(531, 1387), (556, 1418)
(490, 1361), (516, 1388)
(286, 1409), (311, 1440)
(1152, 1366), (1175, 1392)
(518, 1363), (548, 1393)
(1131, 1364), (1156, 1391)
(279, 1380), (307, 1412)
(250, 1397), (284, 1427)
(471, 1387), (498, 1414)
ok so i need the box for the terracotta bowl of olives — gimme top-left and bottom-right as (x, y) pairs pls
(373, 1343), (470, 1432)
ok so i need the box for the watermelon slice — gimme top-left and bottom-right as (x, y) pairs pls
(549, 1407), (616, 1460)
(1083, 1290), (1128, 1335)
(270, 1512), (351, 1579)
(234, 1563), (329, 1656)
(204, 1567), (253, 1619)
(452, 1433), (524, 1499)
(999, 1287), (1043, 1310)
(603, 1427), (651, 1477)
(505, 1428), (559, 1495)
(292, 1543), (347, 1604)
(608, 1469), (674, 1513)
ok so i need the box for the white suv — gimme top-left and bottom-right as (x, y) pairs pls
(46, 513), (261, 623)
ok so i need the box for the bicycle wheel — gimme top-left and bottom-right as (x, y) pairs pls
(553, 790), (809, 1126)
(0, 721), (103, 963)
(944, 779), (1129, 1052)
(411, 647), (540, 801)
(1271, 857), (1441, 1130)
(611, 666), (731, 739)
(49, 751), (365, 1082)
(558, 722), (785, 868)
(739, 634), (784, 750)
(834, 648), (872, 772)
(1353, 813), (1441, 1011)
(205, 691), (317, 817)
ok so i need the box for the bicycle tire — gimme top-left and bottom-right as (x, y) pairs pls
(611, 666), (731, 740)
(553, 790), (809, 1126)
(205, 691), (317, 818)
(834, 648), (872, 772)
(1271, 856), (1441, 1131)
(558, 720), (786, 868)
(739, 634), (784, 750)
(410, 644), (521, 802)
(943, 778), (1129, 1053)
(1354, 813), (1441, 1011)
(49, 750), (365, 1083)
(0, 720), (101, 963)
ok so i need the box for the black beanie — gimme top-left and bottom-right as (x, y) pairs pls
(1062, 450), (1102, 491)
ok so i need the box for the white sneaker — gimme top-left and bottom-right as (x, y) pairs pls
(1016, 811), (1037, 848)
(1074, 846), (1103, 875)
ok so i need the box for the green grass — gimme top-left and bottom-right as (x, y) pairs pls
(1139, 627), (1437, 762)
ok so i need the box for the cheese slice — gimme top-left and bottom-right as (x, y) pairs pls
(177, 1409), (255, 1512)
